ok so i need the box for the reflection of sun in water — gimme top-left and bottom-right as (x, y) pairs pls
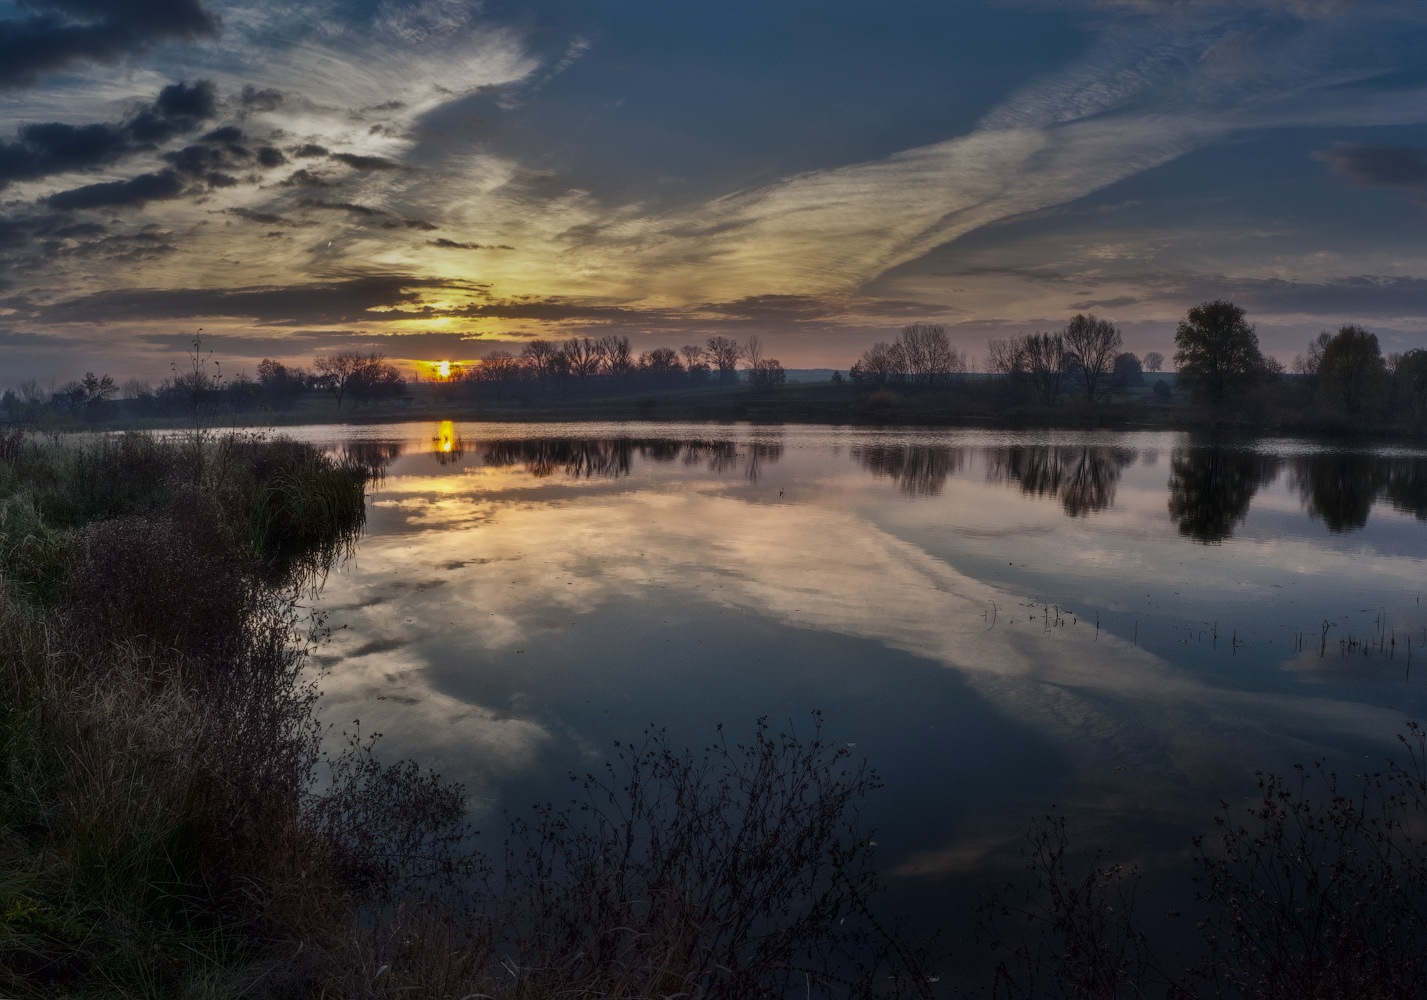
(437, 420), (455, 454)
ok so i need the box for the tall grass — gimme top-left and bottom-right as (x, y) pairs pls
(0, 430), (928, 999)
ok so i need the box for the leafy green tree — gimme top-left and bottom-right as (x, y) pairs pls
(1316, 324), (1386, 415)
(1172, 300), (1267, 404)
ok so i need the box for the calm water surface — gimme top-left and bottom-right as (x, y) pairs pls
(291, 421), (1427, 974)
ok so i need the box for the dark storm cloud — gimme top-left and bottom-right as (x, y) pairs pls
(290, 144), (329, 159)
(44, 226), (176, 263)
(1071, 296), (1141, 310)
(0, 80), (217, 189)
(296, 198), (436, 230)
(0, 1), (217, 89)
(238, 86), (282, 112)
(6, 274), (483, 326)
(136, 327), (500, 360)
(428, 238), (514, 250)
(331, 152), (403, 171)
(957, 265), (1427, 321)
(226, 207), (298, 226)
(46, 169), (186, 210)
(278, 168), (336, 188)
(1315, 145), (1427, 191)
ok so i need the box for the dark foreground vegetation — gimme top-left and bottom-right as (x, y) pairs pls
(985, 726), (1427, 1000)
(0, 430), (929, 999)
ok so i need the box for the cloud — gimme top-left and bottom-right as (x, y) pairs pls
(0, 80), (218, 189)
(331, 152), (404, 171)
(0, 1), (217, 89)
(8, 274), (477, 326)
(46, 169), (186, 210)
(1315, 144), (1427, 191)
(428, 238), (513, 250)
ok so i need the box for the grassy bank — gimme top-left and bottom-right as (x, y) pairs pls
(24, 378), (1427, 444)
(0, 430), (928, 999)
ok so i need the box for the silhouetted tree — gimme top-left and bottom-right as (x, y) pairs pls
(988, 334), (1058, 402)
(705, 336), (741, 383)
(747, 358), (786, 394)
(1389, 349), (1427, 424)
(898, 322), (965, 384)
(1142, 351), (1164, 373)
(681, 345), (711, 385)
(314, 351), (404, 409)
(1062, 314), (1122, 402)
(1111, 352), (1143, 390)
(521, 340), (567, 381)
(1316, 324), (1386, 416)
(850, 341), (908, 385)
(638, 347), (683, 378)
(1173, 300), (1267, 404)
(564, 337), (602, 379)
(256, 358), (307, 410)
(596, 335), (634, 376)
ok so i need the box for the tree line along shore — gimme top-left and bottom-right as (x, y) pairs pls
(5, 300), (1426, 436)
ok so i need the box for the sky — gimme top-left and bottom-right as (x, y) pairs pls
(2, 0), (1427, 382)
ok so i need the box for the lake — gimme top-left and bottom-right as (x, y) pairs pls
(288, 420), (1427, 981)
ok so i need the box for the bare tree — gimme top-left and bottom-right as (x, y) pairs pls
(595, 335), (634, 375)
(850, 341), (908, 385)
(987, 333), (1066, 404)
(314, 351), (403, 408)
(521, 340), (567, 380)
(1022, 332), (1067, 405)
(564, 337), (602, 379)
(898, 323), (964, 384)
(1062, 314), (1121, 402)
(706, 336), (741, 383)
(639, 347), (683, 376)
(741, 335), (764, 370)
(986, 339), (1022, 377)
(1142, 351), (1164, 373)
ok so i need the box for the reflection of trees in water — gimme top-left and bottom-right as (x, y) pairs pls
(479, 439), (636, 478)
(680, 439), (785, 481)
(852, 445), (966, 497)
(1168, 447), (1281, 543)
(1385, 456), (1427, 521)
(1290, 454), (1386, 533)
(984, 445), (1135, 516)
(339, 440), (403, 479)
(1287, 452), (1427, 533)
(470, 437), (784, 481)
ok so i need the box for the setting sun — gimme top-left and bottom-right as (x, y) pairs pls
(436, 360), (452, 379)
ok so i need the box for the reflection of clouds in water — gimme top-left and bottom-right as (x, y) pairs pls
(328, 483), (1409, 801)
(316, 625), (550, 817)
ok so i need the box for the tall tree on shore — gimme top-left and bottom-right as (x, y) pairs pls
(1316, 324), (1386, 415)
(706, 336), (741, 383)
(1173, 300), (1267, 404)
(1062, 314), (1121, 402)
